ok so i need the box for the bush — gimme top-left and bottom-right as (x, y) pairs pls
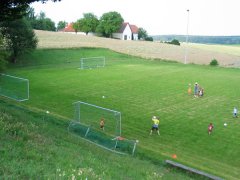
(145, 37), (153, 41)
(169, 39), (180, 46)
(0, 51), (8, 72)
(210, 59), (219, 66)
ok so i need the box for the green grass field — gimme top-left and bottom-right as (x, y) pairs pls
(3, 47), (240, 179)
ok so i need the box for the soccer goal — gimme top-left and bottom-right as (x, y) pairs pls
(80, 56), (105, 69)
(0, 73), (29, 101)
(69, 101), (138, 155)
(72, 101), (121, 137)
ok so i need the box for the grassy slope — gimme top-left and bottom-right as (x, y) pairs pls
(3, 48), (240, 179)
(0, 100), (197, 179)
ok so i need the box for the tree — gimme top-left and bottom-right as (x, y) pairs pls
(0, 18), (38, 63)
(31, 11), (56, 31)
(138, 27), (148, 40)
(167, 39), (180, 46)
(0, 33), (8, 72)
(145, 37), (153, 41)
(0, 0), (61, 22)
(76, 13), (99, 35)
(72, 22), (80, 33)
(97, 11), (123, 38)
(57, 21), (67, 31)
(210, 59), (219, 66)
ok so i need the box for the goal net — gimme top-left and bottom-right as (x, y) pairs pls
(69, 101), (138, 155)
(80, 57), (105, 69)
(0, 73), (29, 101)
(72, 101), (121, 137)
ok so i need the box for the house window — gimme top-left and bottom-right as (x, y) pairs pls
(124, 35), (127, 40)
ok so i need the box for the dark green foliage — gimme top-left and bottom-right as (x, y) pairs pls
(0, 51), (8, 73)
(138, 27), (153, 41)
(145, 37), (153, 41)
(74, 13), (99, 35)
(0, 18), (38, 63)
(168, 39), (180, 45)
(0, 34), (8, 72)
(138, 27), (148, 40)
(96, 11), (123, 37)
(209, 59), (219, 66)
(30, 12), (56, 31)
(0, 0), (61, 22)
(57, 21), (67, 31)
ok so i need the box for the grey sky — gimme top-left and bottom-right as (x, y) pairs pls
(31, 0), (240, 36)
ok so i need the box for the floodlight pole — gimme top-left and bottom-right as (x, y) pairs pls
(184, 9), (190, 64)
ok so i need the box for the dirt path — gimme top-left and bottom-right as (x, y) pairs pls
(35, 30), (240, 67)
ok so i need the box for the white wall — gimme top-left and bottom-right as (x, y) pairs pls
(112, 24), (133, 40)
(132, 33), (138, 40)
(112, 33), (122, 39)
(122, 24), (132, 40)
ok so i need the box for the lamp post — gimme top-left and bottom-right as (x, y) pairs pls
(184, 9), (190, 64)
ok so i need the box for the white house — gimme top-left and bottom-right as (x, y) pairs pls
(112, 22), (139, 40)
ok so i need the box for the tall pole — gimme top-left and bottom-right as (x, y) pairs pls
(184, 9), (190, 64)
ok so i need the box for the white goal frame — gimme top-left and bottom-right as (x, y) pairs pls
(0, 73), (29, 101)
(73, 101), (121, 137)
(80, 56), (106, 69)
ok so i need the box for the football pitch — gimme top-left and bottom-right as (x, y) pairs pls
(6, 48), (240, 179)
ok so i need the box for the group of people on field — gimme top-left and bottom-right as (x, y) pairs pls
(188, 82), (204, 97)
(98, 82), (238, 136)
(149, 82), (239, 136)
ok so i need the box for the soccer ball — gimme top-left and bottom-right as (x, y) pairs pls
(46, 111), (49, 114)
(136, 140), (139, 143)
(102, 96), (105, 98)
(224, 123), (227, 126)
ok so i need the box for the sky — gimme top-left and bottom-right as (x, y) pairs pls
(31, 0), (240, 36)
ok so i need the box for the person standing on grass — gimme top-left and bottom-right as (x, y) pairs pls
(194, 82), (199, 97)
(233, 107), (238, 118)
(150, 116), (160, 135)
(208, 123), (214, 135)
(188, 83), (192, 95)
(100, 117), (105, 131)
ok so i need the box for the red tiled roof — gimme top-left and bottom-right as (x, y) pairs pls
(117, 22), (138, 33)
(118, 22), (129, 33)
(130, 25), (138, 34)
(62, 23), (75, 32)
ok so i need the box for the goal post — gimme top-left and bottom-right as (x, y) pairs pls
(72, 101), (121, 137)
(0, 73), (29, 101)
(80, 56), (105, 69)
(69, 101), (138, 155)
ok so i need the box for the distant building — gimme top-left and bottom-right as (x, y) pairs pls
(58, 23), (76, 34)
(112, 22), (139, 40)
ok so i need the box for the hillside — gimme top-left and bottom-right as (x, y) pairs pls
(0, 100), (202, 179)
(3, 47), (240, 179)
(35, 30), (240, 67)
(152, 35), (240, 45)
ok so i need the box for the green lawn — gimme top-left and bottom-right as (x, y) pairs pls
(4, 48), (240, 179)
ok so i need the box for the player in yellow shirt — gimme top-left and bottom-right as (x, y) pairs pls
(150, 116), (160, 135)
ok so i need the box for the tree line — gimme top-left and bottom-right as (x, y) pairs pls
(0, 0), (151, 72)
(152, 35), (240, 45)
(0, 0), (62, 72)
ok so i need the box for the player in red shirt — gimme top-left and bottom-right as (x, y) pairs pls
(208, 123), (214, 135)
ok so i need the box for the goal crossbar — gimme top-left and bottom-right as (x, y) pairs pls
(0, 73), (29, 101)
(80, 56), (105, 69)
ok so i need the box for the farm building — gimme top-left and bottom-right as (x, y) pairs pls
(112, 22), (139, 40)
(58, 23), (76, 33)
